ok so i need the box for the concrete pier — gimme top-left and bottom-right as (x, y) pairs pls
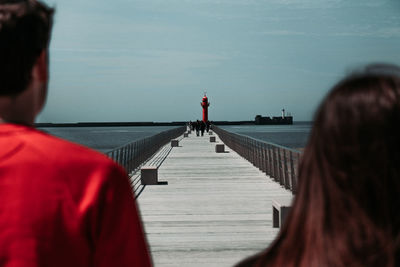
(135, 133), (292, 267)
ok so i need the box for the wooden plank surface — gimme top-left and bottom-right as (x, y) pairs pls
(137, 132), (292, 267)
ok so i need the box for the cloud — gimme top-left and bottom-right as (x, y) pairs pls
(268, 64), (341, 78)
(254, 26), (400, 39)
(52, 48), (129, 53)
(264, 0), (388, 9)
(131, 50), (229, 74)
(255, 30), (310, 36)
(333, 27), (400, 38)
(50, 48), (229, 89)
(264, 0), (343, 9)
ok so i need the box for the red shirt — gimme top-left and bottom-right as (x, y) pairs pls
(0, 123), (152, 267)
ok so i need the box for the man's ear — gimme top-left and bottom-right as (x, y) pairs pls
(33, 50), (49, 83)
(32, 50), (49, 116)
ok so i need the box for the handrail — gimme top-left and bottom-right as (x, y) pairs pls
(212, 125), (301, 193)
(105, 126), (186, 174)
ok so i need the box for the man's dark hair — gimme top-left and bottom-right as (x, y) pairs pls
(0, 0), (54, 96)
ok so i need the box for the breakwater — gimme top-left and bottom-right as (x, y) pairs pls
(35, 119), (296, 128)
(35, 121), (186, 127)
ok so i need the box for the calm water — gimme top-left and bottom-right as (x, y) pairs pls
(39, 122), (312, 154)
(221, 121), (312, 149)
(39, 126), (178, 153)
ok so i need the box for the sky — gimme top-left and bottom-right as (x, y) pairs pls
(38, 0), (400, 123)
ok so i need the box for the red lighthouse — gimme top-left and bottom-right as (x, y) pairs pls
(201, 94), (210, 122)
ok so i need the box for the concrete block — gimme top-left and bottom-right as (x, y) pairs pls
(272, 197), (292, 228)
(215, 144), (225, 153)
(210, 136), (216, 142)
(184, 133), (188, 137)
(171, 139), (179, 147)
(209, 131), (213, 135)
(141, 166), (158, 185)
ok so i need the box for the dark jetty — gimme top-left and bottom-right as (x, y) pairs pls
(213, 114), (293, 125)
(254, 115), (293, 125)
(36, 115), (293, 128)
(35, 122), (186, 127)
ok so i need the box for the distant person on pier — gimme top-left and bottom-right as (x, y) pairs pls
(235, 63), (400, 267)
(0, 1), (151, 266)
(195, 120), (200, 136)
(206, 120), (210, 133)
(191, 120), (195, 131)
(200, 120), (206, 136)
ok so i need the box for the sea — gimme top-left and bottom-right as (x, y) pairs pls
(39, 121), (312, 153)
(220, 121), (312, 150)
(39, 126), (178, 153)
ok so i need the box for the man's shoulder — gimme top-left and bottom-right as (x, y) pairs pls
(29, 128), (129, 182)
(47, 133), (116, 165)
(13, 125), (115, 168)
(0, 123), (128, 189)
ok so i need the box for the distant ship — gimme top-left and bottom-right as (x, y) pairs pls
(212, 109), (294, 125)
(255, 109), (293, 125)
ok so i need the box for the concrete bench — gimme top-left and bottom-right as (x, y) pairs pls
(272, 197), (292, 228)
(210, 136), (216, 142)
(140, 166), (168, 185)
(171, 139), (179, 147)
(141, 166), (158, 185)
(209, 131), (213, 135)
(215, 144), (225, 153)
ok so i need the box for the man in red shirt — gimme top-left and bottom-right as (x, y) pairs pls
(0, 1), (152, 266)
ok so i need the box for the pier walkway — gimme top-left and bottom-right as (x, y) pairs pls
(136, 132), (292, 267)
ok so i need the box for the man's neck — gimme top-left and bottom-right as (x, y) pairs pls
(0, 88), (36, 126)
(0, 117), (34, 126)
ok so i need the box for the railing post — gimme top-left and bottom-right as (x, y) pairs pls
(274, 147), (278, 183)
(277, 148), (283, 186)
(128, 144), (132, 173)
(141, 139), (145, 165)
(257, 141), (261, 169)
(259, 143), (262, 170)
(120, 149), (124, 166)
(289, 151), (294, 191)
(133, 142), (137, 170)
(293, 152), (300, 193)
(254, 140), (258, 168)
(283, 149), (289, 189)
(115, 149), (119, 165)
(262, 143), (266, 173)
(266, 144), (271, 176)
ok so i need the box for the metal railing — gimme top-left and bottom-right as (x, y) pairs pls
(212, 125), (301, 193)
(105, 126), (186, 174)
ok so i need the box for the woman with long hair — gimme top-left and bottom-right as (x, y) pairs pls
(236, 64), (400, 267)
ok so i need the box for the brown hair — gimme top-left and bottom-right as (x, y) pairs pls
(0, 0), (54, 95)
(255, 64), (400, 267)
